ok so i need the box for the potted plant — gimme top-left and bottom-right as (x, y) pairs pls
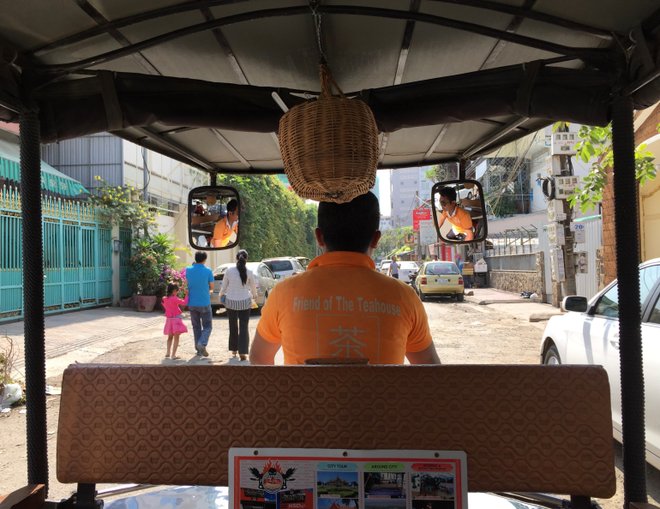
(128, 234), (178, 312)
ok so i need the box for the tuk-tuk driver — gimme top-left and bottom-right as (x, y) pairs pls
(250, 192), (441, 365)
(437, 187), (474, 241)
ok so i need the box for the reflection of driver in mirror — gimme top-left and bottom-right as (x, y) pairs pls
(211, 198), (239, 247)
(437, 187), (474, 241)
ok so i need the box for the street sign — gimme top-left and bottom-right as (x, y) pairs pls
(570, 222), (586, 243)
(412, 207), (431, 231)
(419, 219), (436, 245)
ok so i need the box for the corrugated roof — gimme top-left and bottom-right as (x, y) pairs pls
(0, 130), (88, 198)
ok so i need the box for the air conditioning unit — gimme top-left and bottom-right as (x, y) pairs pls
(551, 132), (577, 155)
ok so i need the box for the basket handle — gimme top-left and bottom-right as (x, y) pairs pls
(319, 64), (345, 98)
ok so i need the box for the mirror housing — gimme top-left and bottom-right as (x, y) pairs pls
(562, 296), (588, 312)
(188, 186), (240, 250)
(431, 179), (487, 244)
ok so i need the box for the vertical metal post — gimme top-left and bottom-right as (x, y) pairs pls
(20, 104), (49, 490)
(611, 95), (647, 507)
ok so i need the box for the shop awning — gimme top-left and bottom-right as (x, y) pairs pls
(0, 130), (88, 199)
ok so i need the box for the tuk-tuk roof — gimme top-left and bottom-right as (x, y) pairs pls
(0, 1), (658, 173)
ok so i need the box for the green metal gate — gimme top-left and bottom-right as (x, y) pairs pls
(0, 185), (113, 322)
(119, 227), (132, 298)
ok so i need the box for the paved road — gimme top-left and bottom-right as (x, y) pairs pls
(1, 294), (658, 508)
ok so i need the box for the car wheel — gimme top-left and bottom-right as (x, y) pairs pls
(456, 293), (464, 302)
(543, 345), (561, 365)
(418, 288), (426, 302)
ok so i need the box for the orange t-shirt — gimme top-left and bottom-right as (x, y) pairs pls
(440, 206), (473, 237)
(256, 251), (433, 364)
(212, 217), (237, 247)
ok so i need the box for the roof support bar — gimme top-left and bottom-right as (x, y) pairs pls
(134, 127), (216, 171)
(31, 5), (614, 75)
(461, 117), (528, 159)
(379, 0), (420, 163)
(31, 0), (613, 56)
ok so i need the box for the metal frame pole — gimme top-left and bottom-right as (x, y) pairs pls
(611, 94), (647, 507)
(20, 103), (49, 490)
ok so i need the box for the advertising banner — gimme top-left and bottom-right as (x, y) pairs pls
(412, 208), (431, 231)
(230, 448), (468, 509)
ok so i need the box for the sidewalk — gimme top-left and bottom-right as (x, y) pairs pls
(0, 306), (238, 382)
(464, 287), (563, 324)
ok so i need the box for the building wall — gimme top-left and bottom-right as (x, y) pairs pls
(42, 133), (123, 188)
(487, 253), (545, 297)
(602, 103), (660, 285)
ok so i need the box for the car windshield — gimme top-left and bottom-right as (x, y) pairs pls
(425, 263), (459, 275)
(265, 260), (293, 272)
(400, 262), (418, 270)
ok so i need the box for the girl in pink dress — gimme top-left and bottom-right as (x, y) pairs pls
(162, 283), (189, 359)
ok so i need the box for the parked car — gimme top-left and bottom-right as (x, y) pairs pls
(379, 259), (392, 274)
(262, 256), (305, 279)
(396, 261), (420, 283)
(295, 256), (311, 269)
(540, 258), (660, 470)
(210, 261), (278, 313)
(415, 261), (464, 301)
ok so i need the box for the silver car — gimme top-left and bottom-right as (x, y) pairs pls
(211, 261), (278, 313)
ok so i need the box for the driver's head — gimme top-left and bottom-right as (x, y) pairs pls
(226, 198), (238, 220)
(439, 187), (457, 212)
(317, 192), (380, 253)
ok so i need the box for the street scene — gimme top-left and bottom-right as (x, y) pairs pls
(2, 292), (659, 509)
(2, 3), (660, 509)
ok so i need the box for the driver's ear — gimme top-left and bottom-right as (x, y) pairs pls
(370, 230), (382, 249)
(315, 227), (326, 248)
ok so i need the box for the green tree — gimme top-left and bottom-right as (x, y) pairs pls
(425, 163), (455, 182)
(374, 226), (413, 260)
(88, 176), (154, 232)
(555, 123), (658, 212)
(217, 175), (318, 259)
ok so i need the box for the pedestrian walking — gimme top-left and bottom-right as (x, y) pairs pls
(220, 249), (258, 361)
(185, 251), (214, 357)
(162, 283), (188, 360)
(389, 255), (400, 279)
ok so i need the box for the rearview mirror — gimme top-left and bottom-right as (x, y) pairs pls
(562, 296), (588, 312)
(188, 186), (240, 250)
(431, 179), (487, 244)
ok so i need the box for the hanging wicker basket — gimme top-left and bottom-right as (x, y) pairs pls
(279, 65), (379, 203)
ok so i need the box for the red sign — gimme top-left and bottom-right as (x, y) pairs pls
(412, 207), (431, 231)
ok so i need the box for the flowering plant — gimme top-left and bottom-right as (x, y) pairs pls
(161, 266), (187, 297)
(128, 234), (178, 296)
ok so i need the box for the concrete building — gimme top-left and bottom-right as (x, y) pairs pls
(389, 167), (434, 228)
(42, 133), (234, 272)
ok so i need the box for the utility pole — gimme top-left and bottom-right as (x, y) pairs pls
(546, 129), (578, 306)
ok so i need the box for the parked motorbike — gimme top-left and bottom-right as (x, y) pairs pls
(408, 270), (419, 289)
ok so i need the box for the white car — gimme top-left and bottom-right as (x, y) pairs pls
(379, 259), (392, 275)
(540, 258), (660, 470)
(211, 261), (278, 313)
(262, 257), (305, 279)
(395, 261), (419, 283)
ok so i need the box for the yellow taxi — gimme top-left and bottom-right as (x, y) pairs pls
(415, 261), (465, 302)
